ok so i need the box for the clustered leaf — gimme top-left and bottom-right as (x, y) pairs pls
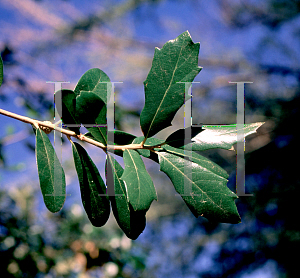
(76, 91), (107, 144)
(74, 68), (111, 104)
(27, 31), (264, 239)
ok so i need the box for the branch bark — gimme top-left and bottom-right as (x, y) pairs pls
(0, 108), (146, 151)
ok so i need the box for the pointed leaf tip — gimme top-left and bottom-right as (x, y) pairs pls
(158, 148), (240, 223)
(140, 31), (201, 139)
(173, 122), (265, 151)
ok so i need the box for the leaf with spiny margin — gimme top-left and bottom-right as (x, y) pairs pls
(35, 128), (66, 213)
(158, 145), (241, 223)
(76, 92), (107, 145)
(72, 141), (110, 227)
(55, 89), (80, 134)
(0, 55), (3, 87)
(106, 154), (146, 239)
(121, 149), (157, 211)
(74, 68), (111, 104)
(140, 31), (202, 139)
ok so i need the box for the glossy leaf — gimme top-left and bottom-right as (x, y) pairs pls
(107, 130), (136, 157)
(76, 92), (107, 145)
(166, 123), (264, 151)
(162, 144), (229, 179)
(85, 130), (136, 157)
(0, 55), (3, 87)
(72, 141), (110, 227)
(121, 149), (157, 211)
(106, 154), (146, 239)
(85, 130), (136, 145)
(158, 146), (241, 223)
(55, 89), (80, 134)
(140, 31), (202, 139)
(188, 123), (264, 151)
(165, 126), (203, 148)
(133, 136), (164, 158)
(35, 128), (66, 213)
(107, 130), (137, 149)
(74, 68), (111, 104)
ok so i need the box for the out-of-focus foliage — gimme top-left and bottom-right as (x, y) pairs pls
(218, 0), (300, 28)
(0, 186), (147, 277)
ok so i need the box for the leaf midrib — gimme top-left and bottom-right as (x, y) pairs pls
(73, 142), (103, 213)
(126, 150), (142, 208)
(164, 148), (228, 181)
(108, 155), (127, 203)
(82, 149), (105, 213)
(145, 44), (184, 139)
(158, 152), (229, 214)
(39, 129), (56, 199)
(201, 124), (260, 136)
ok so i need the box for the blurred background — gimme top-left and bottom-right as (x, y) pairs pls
(0, 0), (299, 277)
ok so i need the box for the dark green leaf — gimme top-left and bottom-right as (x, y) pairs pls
(165, 126), (203, 148)
(85, 130), (136, 145)
(72, 141), (110, 227)
(107, 130), (137, 157)
(76, 92), (107, 145)
(121, 149), (157, 211)
(158, 146), (240, 223)
(74, 68), (111, 104)
(107, 130), (137, 146)
(140, 31), (202, 139)
(187, 123), (264, 151)
(35, 128), (66, 213)
(0, 55), (3, 87)
(55, 89), (80, 134)
(162, 144), (228, 179)
(133, 136), (164, 158)
(85, 130), (137, 157)
(106, 154), (146, 240)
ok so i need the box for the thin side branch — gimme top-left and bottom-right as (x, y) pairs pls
(0, 108), (145, 151)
